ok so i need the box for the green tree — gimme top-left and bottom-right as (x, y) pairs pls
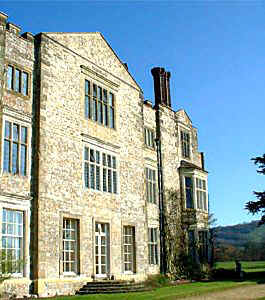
(245, 154), (265, 225)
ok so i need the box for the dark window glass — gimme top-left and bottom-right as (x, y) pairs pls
(22, 72), (28, 96)
(3, 141), (10, 172)
(20, 145), (27, 176)
(185, 177), (193, 208)
(5, 121), (11, 138)
(12, 143), (18, 174)
(7, 66), (13, 90)
(15, 69), (21, 92)
(85, 82), (114, 129)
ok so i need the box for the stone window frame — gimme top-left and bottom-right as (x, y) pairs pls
(84, 80), (116, 129)
(181, 170), (208, 212)
(180, 129), (191, 159)
(148, 227), (158, 265)
(144, 127), (155, 149)
(6, 62), (31, 99)
(1, 114), (31, 178)
(82, 136), (119, 195)
(0, 195), (30, 278)
(59, 213), (81, 277)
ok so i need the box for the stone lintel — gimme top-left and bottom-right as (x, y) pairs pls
(0, 190), (32, 201)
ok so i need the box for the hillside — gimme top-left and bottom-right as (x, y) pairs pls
(215, 221), (260, 248)
(214, 221), (265, 261)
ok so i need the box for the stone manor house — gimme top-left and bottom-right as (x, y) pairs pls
(0, 12), (209, 297)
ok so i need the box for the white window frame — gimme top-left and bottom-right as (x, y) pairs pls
(123, 225), (136, 274)
(0, 196), (30, 278)
(196, 177), (208, 211)
(148, 228), (158, 265)
(62, 218), (79, 275)
(181, 171), (208, 212)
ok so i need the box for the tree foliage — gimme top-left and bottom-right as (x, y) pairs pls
(245, 154), (265, 225)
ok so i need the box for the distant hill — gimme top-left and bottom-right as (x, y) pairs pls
(214, 221), (265, 261)
(215, 221), (260, 249)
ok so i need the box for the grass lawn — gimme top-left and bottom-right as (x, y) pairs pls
(216, 261), (265, 273)
(54, 280), (256, 300)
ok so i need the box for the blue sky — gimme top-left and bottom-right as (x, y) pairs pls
(2, 1), (264, 226)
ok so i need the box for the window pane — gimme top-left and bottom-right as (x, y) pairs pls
(113, 171), (117, 194)
(98, 86), (102, 100)
(5, 121), (11, 139)
(108, 169), (112, 193)
(96, 166), (100, 190)
(103, 89), (107, 103)
(110, 107), (114, 129)
(185, 177), (192, 188)
(93, 84), (97, 97)
(90, 165), (95, 189)
(85, 96), (90, 118)
(98, 101), (103, 124)
(3, 140), (10, 172)
(12, 143), (18, 174)
(112, 157), (116, 169)
(13, 124), (19, 142)
(107, 155), (111, 167)
(93, 99), (97, 121)
(96, 151), (100, 164)
(104, 104), (108, 126)
(22, 72), (28, 96)
(186, 188), (193, 208)
(90, 149), (95, 162)
(84, 148), (89, 161)
(7, 66), (13, 90)
(102, 154), (106, 166)
(20, 145), (27, 176)
(103, 168), (107, 192)
(85, 80), (90, 95)
(21, 127), (27, 144)
(15, 69), (20, 92)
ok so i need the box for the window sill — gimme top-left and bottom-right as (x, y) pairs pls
(83, 186), (119, 196)
(144, 145), (155, 151)
(62, 272), (78, 277)
(6, 88), (30, 100)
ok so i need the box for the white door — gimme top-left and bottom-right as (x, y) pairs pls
(95, 223), (109, 277)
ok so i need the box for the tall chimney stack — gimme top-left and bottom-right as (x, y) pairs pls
(151, 67), (171, 108)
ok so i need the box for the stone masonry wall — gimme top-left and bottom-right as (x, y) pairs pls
(0, 27), (34, 197)
(33, 32), (149, 295)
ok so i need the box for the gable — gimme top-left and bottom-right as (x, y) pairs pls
(45, 32), (141, 91)
(175, 109), (192, 126)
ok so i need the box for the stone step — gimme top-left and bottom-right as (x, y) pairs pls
(76, 280), (150, 295)
(81, 283), (145, 289)
(77, 288), (151, 294)
(79, 284), (145, 291)
(85, 280), (133, 285)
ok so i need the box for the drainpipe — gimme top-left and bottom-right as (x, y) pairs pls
(155, 109), (166, 275)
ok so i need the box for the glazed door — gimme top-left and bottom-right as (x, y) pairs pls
(95, 222), (109, 277)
